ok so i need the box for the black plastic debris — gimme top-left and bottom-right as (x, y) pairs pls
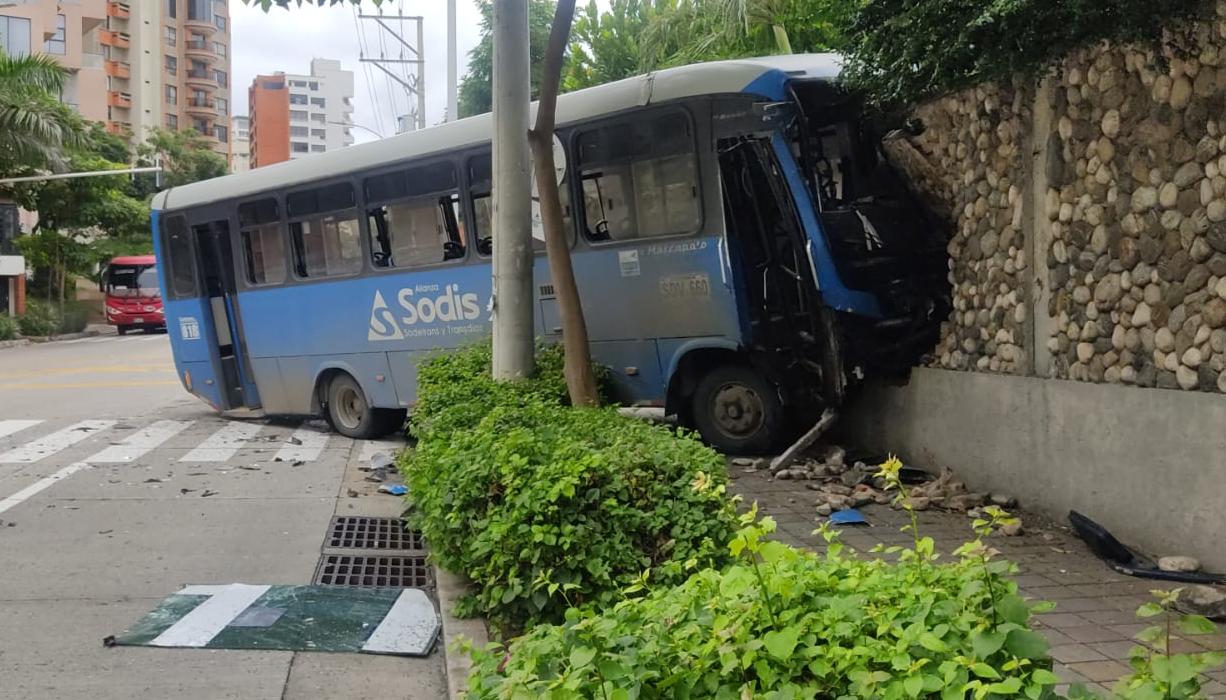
(1068, 511), (1226, 584)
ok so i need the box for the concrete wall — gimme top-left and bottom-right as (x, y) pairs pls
(844, 369), (1226, 570)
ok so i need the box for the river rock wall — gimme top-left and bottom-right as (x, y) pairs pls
(886, 2), (1226, 393)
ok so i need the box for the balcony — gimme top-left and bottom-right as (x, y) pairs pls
(185, 69), (219, 89)
(107, 2), (130, 20)
(104, 60), (130, 79)
(99, 30), (131, 50)
(107, 91), (132, 109)
(184, 18), (218, 36)
(184, 39), (217, 62)
(106, 120), (129, 136)
(185, 97), (217, 117)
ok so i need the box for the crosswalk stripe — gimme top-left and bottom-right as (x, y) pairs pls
(88, 420), (193, 463)
(0, 462), (90, 514)
(357, 438), (404, 465)
(180, 422), (263, 462)
(0, 420), (43, 441)
(273, 425), (329, 463)
(0, 420), (115, 464)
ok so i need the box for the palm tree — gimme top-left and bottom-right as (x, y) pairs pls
(0, 54), (85, 172)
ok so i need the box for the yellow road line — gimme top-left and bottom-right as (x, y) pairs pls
(0, 380), (182, 390)
(0, 366), (176, 380)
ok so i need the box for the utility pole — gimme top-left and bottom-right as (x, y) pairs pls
(447, 0), (458, 121)
(490, 0), (534, 379)
(357, 12), (426, 131)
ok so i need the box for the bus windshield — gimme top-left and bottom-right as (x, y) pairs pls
(106, 265), (160, 298)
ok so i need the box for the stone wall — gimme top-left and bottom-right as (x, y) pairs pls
(886, 2), (1226, 394)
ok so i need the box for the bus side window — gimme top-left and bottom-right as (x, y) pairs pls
(286, 183), (363, 278)
(163, 216), (196, 298)
(364, 162), (463, 268)
(238, 198), (285, 285)
(577, 111), (701, 242)
(468, 152), (570, 256)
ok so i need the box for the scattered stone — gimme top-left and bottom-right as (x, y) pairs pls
(1158, 555), (1202, 572)
(989, 493), (1018, 508)
(1175, 585), (1226, 620)
(816, 503), (833, 517)
(1000, 522), (1024, 537)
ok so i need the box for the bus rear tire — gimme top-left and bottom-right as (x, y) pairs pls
(325, 374), (403, 439)
(690, 365), (785, 456)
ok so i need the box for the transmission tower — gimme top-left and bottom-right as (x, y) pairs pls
(357, 11), (425, 131)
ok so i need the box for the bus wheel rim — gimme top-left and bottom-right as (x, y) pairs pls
(711, 382), (764, 439)
(335, 386), (365, 429)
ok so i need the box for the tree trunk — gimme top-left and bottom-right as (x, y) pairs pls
(529, 0), (599, 407)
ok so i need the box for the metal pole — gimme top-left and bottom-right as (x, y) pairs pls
(416, 16), (426, 130)
(0, 166), (162, 185)
(447, 0), (458, 121)
(490, 0), (534, 380)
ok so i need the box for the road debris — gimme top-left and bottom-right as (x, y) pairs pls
(378, 484), (407, 496)
(1069, 510), (1226, 584)
(201, 490), (218, 497)
(828, 508), (868, 526)
(769, 409), (837, 474)
(1175, 585), (1226, 620)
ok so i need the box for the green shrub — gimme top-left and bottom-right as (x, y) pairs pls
(0, 313), (17, 341)
(839, 0), (1211, 106)
(402, 343), (737, 634)
(58, 302), (89, 334)
(18, 300), (61, 337)
(468, 511), (1062, 699)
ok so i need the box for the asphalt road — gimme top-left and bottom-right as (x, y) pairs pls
(0, 330), (446, 699)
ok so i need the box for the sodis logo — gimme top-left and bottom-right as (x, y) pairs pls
(368, 285), (483, 341)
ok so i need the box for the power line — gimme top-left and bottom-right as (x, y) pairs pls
(351, 5), (388, 138)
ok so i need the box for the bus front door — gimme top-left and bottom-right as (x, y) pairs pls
(193, 220), (259, 410)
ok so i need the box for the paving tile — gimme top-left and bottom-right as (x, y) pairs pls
(1196, 634), (1226, 651)
(1091, 640), (1143, 661)
(1108, 623), (1149, 638)
(1050, 644), (1109, 663)
(1063, 625), (1128, 643)
(1080, 609), (1140, 626)
(1053, 663), (1090, 683)
(1066, 659), (1132, 682)
(1038, 628), (1078, 646)
(1052, 597), (1117, 613)
(1038, 612), (1094, 629)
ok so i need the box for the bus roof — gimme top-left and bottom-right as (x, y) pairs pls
(153, 54), (841, 213)
(110, 255), (157, 265)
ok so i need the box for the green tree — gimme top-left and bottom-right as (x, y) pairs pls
(640, 0), (851, 70)
(0, 54), (86, 174)
(134, 128), (228, 195)
(458, 0), (560, 117)
(563, 0), (653, 91)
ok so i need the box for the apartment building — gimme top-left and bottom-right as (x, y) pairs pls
(231, 114), (249, 173)
(248, 57), (354, 168)
(0, 0), (109, 122)
(0, 1), (232, 161)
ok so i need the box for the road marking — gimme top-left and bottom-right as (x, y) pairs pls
(151, 584), (271, 648)
(0, 380), (181, 390)
(273, 425), (330, 462)
(181, 422), (263, 462)
(0, 420), (115, 464)
(88, 420), (193, 463)
(0, 462), (90, 514)
(361, 588), (439, 655)
(0, 420), (43, 441)
(357, 438), (404, 465)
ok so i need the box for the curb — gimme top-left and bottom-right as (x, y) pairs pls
(0, 338), (30, 350)
(434, 566), (489, 700)
(32, 328), (105, 343)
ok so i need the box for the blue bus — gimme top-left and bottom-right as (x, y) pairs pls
(151, 54), (947, 454)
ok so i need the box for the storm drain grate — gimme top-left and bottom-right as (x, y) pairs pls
(326, 516), (425, 551)
(313, 554), (433, 588)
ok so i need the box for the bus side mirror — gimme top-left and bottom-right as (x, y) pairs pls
(98, 267), (107, 293)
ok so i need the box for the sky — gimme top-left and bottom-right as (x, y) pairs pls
(229, 0), (486, 143)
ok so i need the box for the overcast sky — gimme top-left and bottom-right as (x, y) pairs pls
(229, 0), (486, 143)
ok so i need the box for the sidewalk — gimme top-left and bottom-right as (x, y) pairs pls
(730, 467), (1226, 697)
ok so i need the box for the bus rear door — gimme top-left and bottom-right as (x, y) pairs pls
(192, 219), (261, 410)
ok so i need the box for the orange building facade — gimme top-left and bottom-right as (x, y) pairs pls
(248, 74), (290, 168)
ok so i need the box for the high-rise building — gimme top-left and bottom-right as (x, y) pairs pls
(110, 0), (233, 161)
(248, 58), (354, 168)
(231, 114), (249, 173)
(0, 1), (232, 160)
(0, 0), (109, 123)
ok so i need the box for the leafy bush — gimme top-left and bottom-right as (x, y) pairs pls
(0, 313), (17, 341)
(1114, 589), (1224, 700)
(839, 0), (1211, 106)
(468, 509), (1062, 698)
(18, 300), (61, 337)
(17, 300), (88, 336)
(402, 343), (737, 634)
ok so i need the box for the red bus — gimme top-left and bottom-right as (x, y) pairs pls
(102, 255), (165, 334)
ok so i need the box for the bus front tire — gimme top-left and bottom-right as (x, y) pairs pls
(325, 374), (403, 439)
(690, 365), (785, 456)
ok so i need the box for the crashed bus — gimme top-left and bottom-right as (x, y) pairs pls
(150, 54), (948, 453)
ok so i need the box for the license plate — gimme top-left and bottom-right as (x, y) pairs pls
(134, 317), (144, 324)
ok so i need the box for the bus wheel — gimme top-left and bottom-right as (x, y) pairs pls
(690, 365), (784, 456)
(326, 374), (391, 439)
